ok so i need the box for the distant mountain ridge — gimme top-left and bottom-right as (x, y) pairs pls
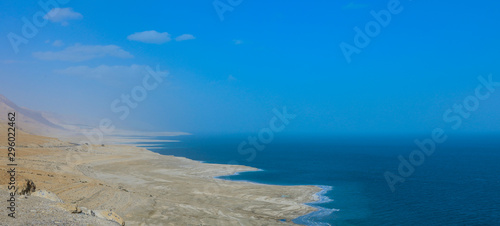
(0, 94), (69, 136)
(0, 94), (190, 143)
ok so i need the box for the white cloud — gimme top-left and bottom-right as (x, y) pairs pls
(33, 44), (133, 62)
(44, 8), (83, 26)
(175, 34), (195, 41)
(52, 40), (64, 47)
(55, 64), (164, 79)
(127, 30), (171, 44)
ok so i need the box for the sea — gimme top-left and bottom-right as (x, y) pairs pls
(131, 133), (500, 225)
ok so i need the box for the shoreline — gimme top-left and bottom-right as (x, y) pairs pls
(216, 173), (336, 224)
(1, 130), (322, 225)
(135, 144), (335, 225)
(293, 185), (339, 226)
(100, 143), (323, 224)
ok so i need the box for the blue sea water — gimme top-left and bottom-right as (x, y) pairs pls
(134, 134), (500, 225)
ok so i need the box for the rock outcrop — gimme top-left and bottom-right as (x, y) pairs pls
(57, 203), (82, 214)
(16, 179), (36, 195)
(92, 210), (126, 226)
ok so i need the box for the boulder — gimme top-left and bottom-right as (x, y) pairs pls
(57, 203), (82, 214)
(15, 179), (36, 195)
(80, 207), (92, 215)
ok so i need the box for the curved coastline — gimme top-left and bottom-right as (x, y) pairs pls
(136, 143), (334, 225)
(293, 185), (338, 226)
(213, 169), (337, 225)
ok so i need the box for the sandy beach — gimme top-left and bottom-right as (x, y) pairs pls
(0, 124), (320, 225)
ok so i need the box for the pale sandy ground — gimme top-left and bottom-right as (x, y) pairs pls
(0, 125), (321, 225)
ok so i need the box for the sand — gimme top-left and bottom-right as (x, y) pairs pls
(0, 125), (320, 225)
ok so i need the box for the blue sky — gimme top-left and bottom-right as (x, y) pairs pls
(1, 0), (500, 135)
